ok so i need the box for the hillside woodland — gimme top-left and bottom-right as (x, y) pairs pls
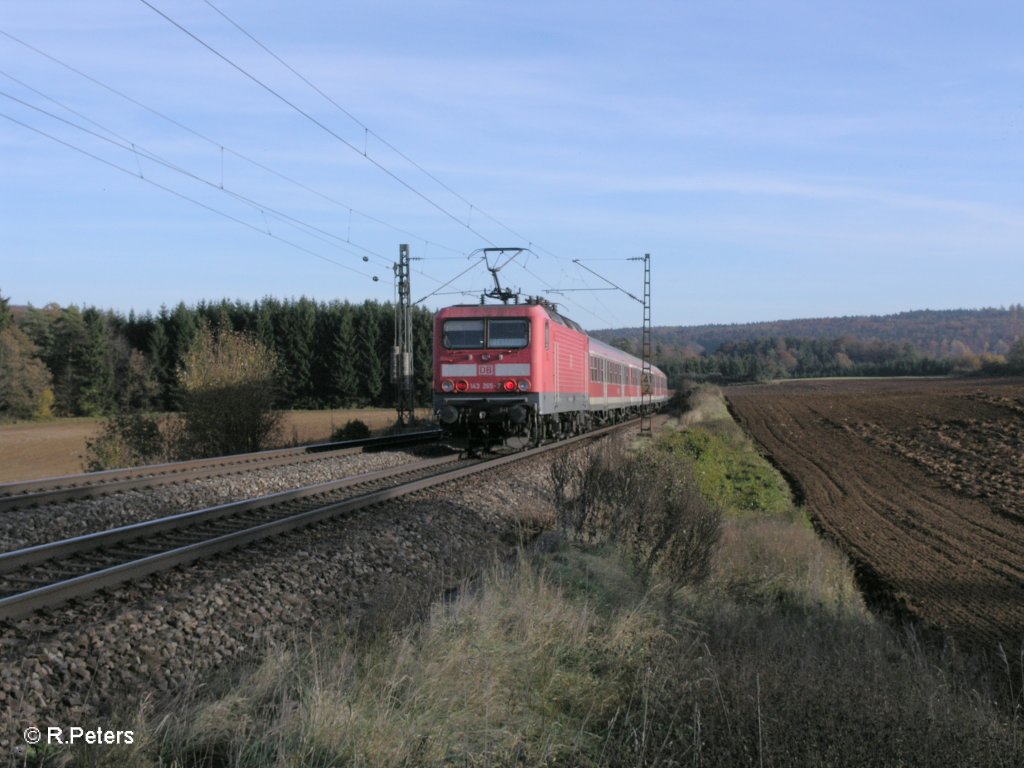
(594, 306), (1024, 382)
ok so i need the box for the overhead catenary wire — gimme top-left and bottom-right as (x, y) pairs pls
(194, 0), (617, 312)
(0, 87), (391, 270)
(2, 28), (502, 306)
(0, 110), (378, 280)
(141, 1), (606, 314)
(517, 262), (619, 327)
(0, 30), (468, 267)
(139, 0), (500, 249)
(200, 0), (543, 255)
(5, 12), (643, 326)
(573, 259), (643, 304)
(149, 0), (614, 311)
(413, 258), (486, 306)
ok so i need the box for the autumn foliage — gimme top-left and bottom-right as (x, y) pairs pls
(176, 327), (282, 457)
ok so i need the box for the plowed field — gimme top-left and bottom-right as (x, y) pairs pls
(726, 377), (1024, 651)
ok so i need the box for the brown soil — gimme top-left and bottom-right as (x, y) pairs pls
(0, 409), (432, 484)
(726, 377), (1024, 651)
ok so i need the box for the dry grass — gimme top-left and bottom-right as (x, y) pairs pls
(0, 418), (98, 482)
(711, 517), (866, 615)
(277, 408), (434, 447)
(0, 408), (432, 483)
(68, 545), (1024, 768)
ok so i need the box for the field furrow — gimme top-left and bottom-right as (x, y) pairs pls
(727, 378), (1024, 650)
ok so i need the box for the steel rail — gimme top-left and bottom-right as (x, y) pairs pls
(0, 423), (625, 622)
(0, 454), (461, 574)
(0, 428), (442, 513)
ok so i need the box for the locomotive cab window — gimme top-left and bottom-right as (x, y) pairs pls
(443, 319), (485, 349)
(487, 319), (529, 349)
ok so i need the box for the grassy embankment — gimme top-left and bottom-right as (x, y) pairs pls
(58, 388), (1023, 767)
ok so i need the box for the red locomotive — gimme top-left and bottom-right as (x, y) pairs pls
(432, 297), (668, 449)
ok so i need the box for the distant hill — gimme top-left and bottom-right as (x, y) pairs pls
(593, 306), (1024, 360)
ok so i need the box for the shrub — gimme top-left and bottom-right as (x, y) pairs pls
(551, 435), (722, 586)
(85, 412), (172, 471)
(176, 328), (281, 457)
(35, 387), (55, 419)
(656, 423), (799, 521)
(332, 419), (371, 441)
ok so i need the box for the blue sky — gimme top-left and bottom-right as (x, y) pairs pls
(2, 1), (1021, 329)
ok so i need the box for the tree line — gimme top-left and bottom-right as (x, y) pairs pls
(663, 336), (961, 383)
(0, 293), (434, 420)
(598, 306), (1024, 360)
(5, 291), (1024, 422)
(607, 333), (1024, 384)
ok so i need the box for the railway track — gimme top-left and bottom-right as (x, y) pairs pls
(0, 423), (626, 622)
(0, 429), (441, 513)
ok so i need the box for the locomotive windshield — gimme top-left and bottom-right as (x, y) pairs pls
(488, 319), (529, 348)
(443, 319), (484, 349)
(443, 318), (529, 350)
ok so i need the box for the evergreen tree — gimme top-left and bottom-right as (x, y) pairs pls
(147, 319), (174, 410)
(331, 303), (359, 406)
(113, 341), (160, 412)
(164, 302), (199, 409)
(46, 306), (88, 415)
(413, 306), (433, 405)
(358, 300), (385, 405)
(77, 308), (116, 415)
(277, 297), (316, 407)
(255, 298), (276, 350)
(18, 304), (59, 358)
(1009, 338), (1024, 372)
(0, 292), (10, 332)
(123, 309), (155, 353)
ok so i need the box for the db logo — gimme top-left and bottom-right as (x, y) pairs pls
(478, 364), (494, 376)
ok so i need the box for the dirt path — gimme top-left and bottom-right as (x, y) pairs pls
(726, 378), (1024, 651)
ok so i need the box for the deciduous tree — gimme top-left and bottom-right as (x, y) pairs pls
(0, 293), (54, 419)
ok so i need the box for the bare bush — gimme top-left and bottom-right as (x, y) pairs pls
(551, 436), (722, 586)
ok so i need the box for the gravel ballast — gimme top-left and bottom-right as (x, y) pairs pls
(0, 450), (422, 553)
(0, 449), (558, 754)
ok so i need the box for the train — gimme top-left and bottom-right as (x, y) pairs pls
(432, 297), (669, 449)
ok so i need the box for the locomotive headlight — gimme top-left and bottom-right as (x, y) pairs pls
(518, 379), (530, 392)
(455, 380), (469, 392)
(441, 380), (454, 393)
(502, 379), (517, 392)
